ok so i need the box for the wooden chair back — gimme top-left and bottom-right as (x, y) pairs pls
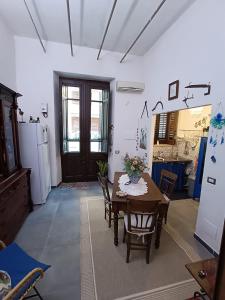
(159, 169), (178, 197)
(98, 174), (111, 202)
(126, 199), (159, 233)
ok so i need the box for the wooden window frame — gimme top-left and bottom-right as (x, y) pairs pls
(154, 111), (178, 145)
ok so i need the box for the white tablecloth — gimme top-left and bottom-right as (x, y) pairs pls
(118, 174), (148, 196)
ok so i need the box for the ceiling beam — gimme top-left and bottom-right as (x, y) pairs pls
(24, 0), (46, 53)
(120, 0), (167, 63)
(97, 0), (118, 60)
(66, 0), (74, 56)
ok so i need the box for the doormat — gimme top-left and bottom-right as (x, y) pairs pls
(59, 182), (89, 190)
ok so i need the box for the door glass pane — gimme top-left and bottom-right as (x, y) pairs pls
(63, 86), (80, 99)
(91, 102), (102, 139)
(67, 100), (80, 140)
(91, 141), (107, 153)
(91, 89), (102, 101)
(68, 141), (80, 152)
(3, 103), (16, 171)
(62, 85), (80, 153)
(90, 88), (109, 153)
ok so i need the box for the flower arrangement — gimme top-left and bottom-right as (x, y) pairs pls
(124, 154), (148, 183)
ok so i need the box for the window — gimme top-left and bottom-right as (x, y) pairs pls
(90, 89), (109, 153)
(154, 112), (178, 144)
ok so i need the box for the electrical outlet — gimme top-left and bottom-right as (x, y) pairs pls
(207, 177), (216, 185)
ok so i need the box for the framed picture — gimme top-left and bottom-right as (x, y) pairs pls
(168, 80), (179, 100)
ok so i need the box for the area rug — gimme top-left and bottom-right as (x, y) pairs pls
(59, 182), (89, 189)
(80, 196), (200, 300)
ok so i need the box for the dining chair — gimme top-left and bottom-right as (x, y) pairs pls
(98, 174), (123, 228)
(0, 240), (50, 300)
(123, 199), (160, 264)
(159, 169), (178, 224)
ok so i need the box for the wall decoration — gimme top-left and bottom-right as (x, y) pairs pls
(152, 101), (164, 112)
(209, 102), (225, 163)
(139, 123), (147, 150)
(185, 83), (211, 96)
(138, 101), (149, 150)
(194, 116), (209, 133)
(18, 108), (25, 123)
(141, 101), (149, 118)
(168, 80), (179, 100)
(136, 127), (139, 151)
(182, 91), (194, 108)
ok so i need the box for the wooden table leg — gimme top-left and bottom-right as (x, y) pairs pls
(155, 215), (163, 249)
(114, 212), (118, 246)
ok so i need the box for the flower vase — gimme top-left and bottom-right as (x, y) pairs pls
(128, 174), (141, 184)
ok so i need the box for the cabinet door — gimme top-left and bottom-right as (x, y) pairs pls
(1, 98), (17, 173)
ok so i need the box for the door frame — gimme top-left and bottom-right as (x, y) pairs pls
(58, 77), (110, 182)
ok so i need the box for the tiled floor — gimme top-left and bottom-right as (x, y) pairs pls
(15, 183), (102, 300)
(168, 199), (213, 259)
(14, 183), (211, 299)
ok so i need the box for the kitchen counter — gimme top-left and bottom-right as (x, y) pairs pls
(152, 158), (192, 191)
(153, 157), (192, 164)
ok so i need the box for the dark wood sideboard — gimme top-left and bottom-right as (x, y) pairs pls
(0, 83), (33, 245)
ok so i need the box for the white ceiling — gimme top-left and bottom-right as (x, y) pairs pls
(0, 0), (196, 56)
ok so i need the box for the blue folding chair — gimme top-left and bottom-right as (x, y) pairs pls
(0, 241), (50, 300)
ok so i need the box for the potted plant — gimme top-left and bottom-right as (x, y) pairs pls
(124, 154), (148, 184)
(96, 160), (108, 178)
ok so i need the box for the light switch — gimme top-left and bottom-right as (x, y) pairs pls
(207, 177), (216, 185)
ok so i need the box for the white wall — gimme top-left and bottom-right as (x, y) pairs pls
(177, 106), (211, 135)
(143, 0), (225, 253)
(15, 37), (145, 185)
(0, 17), (16, 90)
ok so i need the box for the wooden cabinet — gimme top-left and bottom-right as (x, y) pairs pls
(0, 83), (32, 245)
(0, 169), (32, 244)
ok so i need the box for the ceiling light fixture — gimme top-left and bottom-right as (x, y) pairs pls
(24, 0), (46, 53)
(66, 0), (74, 56)
(120, 0), (167, 63)
(97, 0), (118, 60)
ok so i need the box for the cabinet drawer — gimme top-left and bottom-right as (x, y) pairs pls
(0, 169), (31, 245)
(0, 175), (27, 202)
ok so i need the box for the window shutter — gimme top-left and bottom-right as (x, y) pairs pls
(158, 113), (168, 139)
(167, 112), (178, 144)
(154, 112), (178, 144)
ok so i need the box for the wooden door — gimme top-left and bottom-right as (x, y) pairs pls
(59, 78), (109, 182)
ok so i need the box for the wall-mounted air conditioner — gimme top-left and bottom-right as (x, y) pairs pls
(116, 81), (145, 92)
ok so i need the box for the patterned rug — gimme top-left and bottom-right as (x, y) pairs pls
(59, 182), (89, 189)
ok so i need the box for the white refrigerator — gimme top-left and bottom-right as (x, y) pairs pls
(18, 123), (51, 205)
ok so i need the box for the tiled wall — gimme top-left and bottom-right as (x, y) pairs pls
(153, 139), (200, 161)
(153, 144), (177, 158)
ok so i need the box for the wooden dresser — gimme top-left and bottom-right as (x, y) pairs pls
(0, 83), (33, 245)
(0, 169), (32, 244)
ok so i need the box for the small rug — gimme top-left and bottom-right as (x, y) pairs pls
(59, 182), (89, 189)
(170, 191), (190, 200)
(80, 196), (200, 300)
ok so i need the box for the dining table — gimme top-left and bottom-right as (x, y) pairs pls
(111, 172), (168, 248)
